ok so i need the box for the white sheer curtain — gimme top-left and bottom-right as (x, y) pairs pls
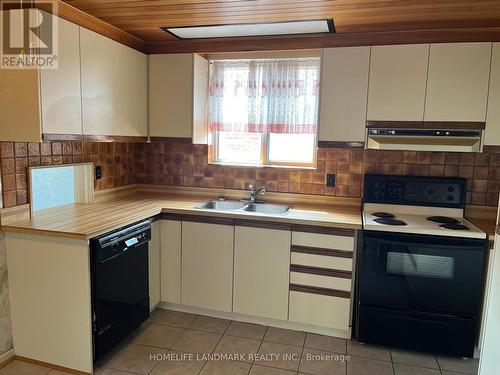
(208, 58), (320, 134)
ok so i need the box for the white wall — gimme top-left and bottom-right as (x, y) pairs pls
(0, 232), (12, 353)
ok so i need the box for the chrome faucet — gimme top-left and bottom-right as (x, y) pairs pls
(249, 185), (266, 203)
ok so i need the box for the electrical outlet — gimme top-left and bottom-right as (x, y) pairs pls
(95, 166), (102, 180)
(326, 174), (336, 187)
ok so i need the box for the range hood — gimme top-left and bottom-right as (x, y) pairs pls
(366, 128), (483, 152)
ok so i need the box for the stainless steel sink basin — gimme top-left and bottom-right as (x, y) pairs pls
(194, 200), (290, 215)
(242, 203), (290, 215)
(194, 200), (247, 211)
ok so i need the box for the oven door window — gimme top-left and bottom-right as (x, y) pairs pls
(386, 252), (455, 280)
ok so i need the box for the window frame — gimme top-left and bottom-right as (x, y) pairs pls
(211, 130), (318, 169)
(208, 56), (320, 169)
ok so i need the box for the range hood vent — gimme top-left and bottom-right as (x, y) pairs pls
(366, 128), (483, 152)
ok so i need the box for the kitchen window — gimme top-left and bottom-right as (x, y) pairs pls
(208, 58), (320, 168)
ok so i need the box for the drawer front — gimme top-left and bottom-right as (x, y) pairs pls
(289, 290), (350, 330)
(292, 232), (354, 251)
(290, 271), (351, 291)
(291, 252), (353, 271)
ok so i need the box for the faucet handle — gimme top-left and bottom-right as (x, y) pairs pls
(248, 184), (255, 192)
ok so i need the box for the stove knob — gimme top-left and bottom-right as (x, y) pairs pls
(427, 188), (435, 196)
(447, 186), (455, 192)
(447, 195), (454, 201)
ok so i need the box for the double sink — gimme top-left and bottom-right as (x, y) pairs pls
(194, 200), (290, 215)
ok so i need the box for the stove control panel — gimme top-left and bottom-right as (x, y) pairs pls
(364, 175), (466, 208)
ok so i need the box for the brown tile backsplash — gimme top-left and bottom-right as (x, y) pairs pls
(132, 141), (500, 207)
(0, 141), (134, 207)
(1, 139), (500, 209)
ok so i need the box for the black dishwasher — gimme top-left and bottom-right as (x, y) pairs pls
(90, 220), (151, 362)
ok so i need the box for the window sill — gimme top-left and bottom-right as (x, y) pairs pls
(208, 162), (317, 170)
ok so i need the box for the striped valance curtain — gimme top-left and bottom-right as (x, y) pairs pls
(208, 58), (321, 134)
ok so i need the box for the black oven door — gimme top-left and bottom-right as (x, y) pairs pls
(359, 231), (486, 318)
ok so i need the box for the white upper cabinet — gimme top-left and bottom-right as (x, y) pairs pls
(40, 16), (82, 136)
(367, 44), (429, 121)
(319, 46), (370, 142)
(80, 28), (147, 137)
(0, 11), (82, 141)
(424, 42), (492, 122)
(149, 53), (209, 142)
(485, 43), (500, 146)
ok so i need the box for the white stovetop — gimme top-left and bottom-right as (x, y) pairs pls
(362, 204), (487, 239)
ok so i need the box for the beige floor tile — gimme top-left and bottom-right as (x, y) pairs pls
(250, 364), (297, 375)
(304, 333), (347, 354)
(189, 315), (232, 334)
(200, 360), (251, 375)
(131, 323), (185, 349)
(437, 356), (479, 374)
(347, 356), (394, 375)
(255, 341), (302, 371)
(264, 327), (306, 347)
(105, 343), (165, 374)
(214, 335), (262, 363)
(298, 347), (347, 375)
(347, 339), (392, 361)
(394, 363), (441, 375)
(442, 372), (476, 375)
(391, 350), (438, 369)
(153, 309), (197, 328)
(146, 309), (162, 323)
(0, 360), (50, 375)
(149, 351), (206, 375)
(172, 329), (222, 354)
(226, 321), (268, 340)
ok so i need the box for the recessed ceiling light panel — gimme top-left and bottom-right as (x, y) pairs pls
(162, 19), (335, 39)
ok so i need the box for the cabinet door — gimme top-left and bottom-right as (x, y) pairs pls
(319, 47), (370, 142)
(0, 11), (40, 142)
(149, 54), (194, 138)
(233, 226), (291, 320)
(40, 16), (82, 136)
(80, 28), (147, 137)
(182, 221), (234, 312)
(148, 221), (161, 310)
(485, 43), (500, 146)
(367, 44), (429, 121)
(424, 42), (492, 122)
(160, 219), (182, 304)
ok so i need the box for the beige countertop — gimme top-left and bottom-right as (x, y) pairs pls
(0, 191), (363, 240)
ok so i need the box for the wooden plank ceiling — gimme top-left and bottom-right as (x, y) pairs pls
(59, 0), (500, 52)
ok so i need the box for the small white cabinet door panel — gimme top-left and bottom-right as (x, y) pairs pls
(367, 44), (429, 121)
(80, 28), (147, 137)
(485, 43), (500, 146)
(233, 226), (291, 320)
(319, 46), (370, 142)
(289, 291), (350, 331)
(149, 220), (161, 310)
(160, 220), (182, 304)
(40, 16), (82, 136)
(424, 42), (492, 122)
(181, 221), (234, 312)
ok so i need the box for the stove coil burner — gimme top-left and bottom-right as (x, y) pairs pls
(372, 212), (395, 218)
(427, 216), (460, 224)
(374, 218), (407, 226)
(440, 223), (470, 230)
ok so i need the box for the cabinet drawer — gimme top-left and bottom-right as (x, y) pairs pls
(291, 252), (352, 271)
(292, 232), (354, 251)
(289, 290), (350, 330)
(290, 272), (351, 291)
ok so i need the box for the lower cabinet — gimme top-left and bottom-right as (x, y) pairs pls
(181, 220), (234, 312)
(289, 291), (351, 330)
(149, 220), (161, 310)
(160, 219), (182, 304)
(233, 225), (291, 320)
